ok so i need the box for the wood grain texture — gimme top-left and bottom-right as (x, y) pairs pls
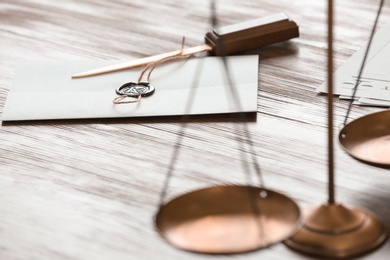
(1, 0), (390, 259)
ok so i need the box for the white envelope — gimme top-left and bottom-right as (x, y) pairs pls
(2, 56), (259, 121)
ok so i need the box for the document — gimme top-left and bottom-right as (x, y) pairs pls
(2, 56), (259, 121)
(317, 22), (390, 107)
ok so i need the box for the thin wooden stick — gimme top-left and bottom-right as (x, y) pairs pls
(71, 44), (212, 78)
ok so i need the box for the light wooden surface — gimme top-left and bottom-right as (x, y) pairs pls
(1, 0), (389, 259)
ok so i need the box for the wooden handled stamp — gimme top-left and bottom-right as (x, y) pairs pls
(72, 13), (299, 78)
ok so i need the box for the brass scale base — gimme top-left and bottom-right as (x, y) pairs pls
(285, 203), (387, 258)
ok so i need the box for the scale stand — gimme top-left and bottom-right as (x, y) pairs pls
(285, 0), (387, 258)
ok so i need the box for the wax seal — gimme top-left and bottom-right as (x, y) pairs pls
(116, 81), (155, 97)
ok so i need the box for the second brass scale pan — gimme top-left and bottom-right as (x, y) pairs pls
(339, 110), (390, 167)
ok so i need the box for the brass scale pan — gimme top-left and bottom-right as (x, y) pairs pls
(339, 110), (390, 167)
(155, 185), (301, 254)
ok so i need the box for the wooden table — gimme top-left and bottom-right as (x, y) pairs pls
(1, 0), (389, 259)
